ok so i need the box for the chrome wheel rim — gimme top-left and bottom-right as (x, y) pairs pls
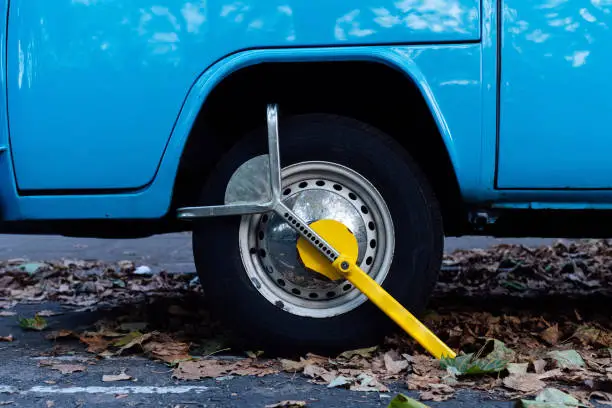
(238, 161), (395, 318)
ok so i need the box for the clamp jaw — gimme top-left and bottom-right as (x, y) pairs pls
(177, 104), (456, 360)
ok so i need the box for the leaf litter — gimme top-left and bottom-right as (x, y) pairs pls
(102, 370), (132, 382)
(18, 314), (48, 331)
(38, 359), (87, 375)
(1, 240), (612, 406)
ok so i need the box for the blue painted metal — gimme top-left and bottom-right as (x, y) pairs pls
(476, 0), (499, 200)
(6, 0), (481, 192)
(0, 0), (21, 221)
(496, 0), (612, 189)
(3, 44), (482, 220)
(4, 0), (612, 223)
(493, 202), (612, 210)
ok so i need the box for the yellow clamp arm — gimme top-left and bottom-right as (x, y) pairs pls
(332, 255), (456, 360)
(295, 218), (456, 360)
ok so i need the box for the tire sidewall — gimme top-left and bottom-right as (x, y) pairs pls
(193, 114), (443, 351)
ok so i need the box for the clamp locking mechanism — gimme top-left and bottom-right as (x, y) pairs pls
(177, 104), (456, 360)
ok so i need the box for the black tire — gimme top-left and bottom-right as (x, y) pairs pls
(192, 113), (443, 354)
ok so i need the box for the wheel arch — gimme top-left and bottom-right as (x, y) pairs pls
(167, 48), (468, 234)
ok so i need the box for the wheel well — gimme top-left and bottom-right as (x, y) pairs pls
(172, 61), (467, 235)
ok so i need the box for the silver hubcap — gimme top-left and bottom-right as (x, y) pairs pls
(238, 161), (395, 318)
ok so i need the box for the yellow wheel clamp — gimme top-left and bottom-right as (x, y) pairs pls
(177, 104), (456, 360)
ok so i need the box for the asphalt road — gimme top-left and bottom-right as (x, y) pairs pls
(0, 303), (516, 408)
(0, 234), (569, 407)
(0, 233), (561, 272)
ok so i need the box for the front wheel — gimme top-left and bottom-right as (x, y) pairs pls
(192, 114), (443, 353)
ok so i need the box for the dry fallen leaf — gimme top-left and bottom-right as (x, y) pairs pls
(172, 358), (279, 381)
(349, 372), (389, 392)
(383, 351), (410, 375)
(37, 310), (62, 317)
(0, 335), (13, 342)
(540, 324), (560, 346)
(407, 374), (441, 391)
(79, 335), (111, 354)
(173, 360), (227, 380)
(407, 372), (454, 401)
(411, 355), (446, 378)
(573, 326), (612, 348)
(102, 372), (132, 382)
(230, 365), (278, 377)
(143, 339), (190, 364)
(303, 364), (337, 384)
(533, 359), (547, 374)
(45, 330), (75, 340)
(265, 401), (307, 408)
(507, 363), (529, 375)
(503, 373), (547, 393)
(338, 346), (378, 360)
(419, 383), (455, 402)
(115, 394), (129, 399)
(44, 363), (87, 375)
(280, 354), (328, 372)
(115, 332), (154, 354)
(280, 358), (310, 372)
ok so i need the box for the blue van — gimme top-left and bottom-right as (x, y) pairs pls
(0, 0), (608, 351)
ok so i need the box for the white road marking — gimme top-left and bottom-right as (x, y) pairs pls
(0, 385), (211, 395)
(32, 356), (91, 362)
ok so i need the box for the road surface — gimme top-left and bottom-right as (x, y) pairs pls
(0, 233), (561, 272)
(0, 234), (574, 407)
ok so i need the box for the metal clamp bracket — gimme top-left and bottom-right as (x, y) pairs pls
(176, 104), (456, 359)
(177, 104), (340, 263)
